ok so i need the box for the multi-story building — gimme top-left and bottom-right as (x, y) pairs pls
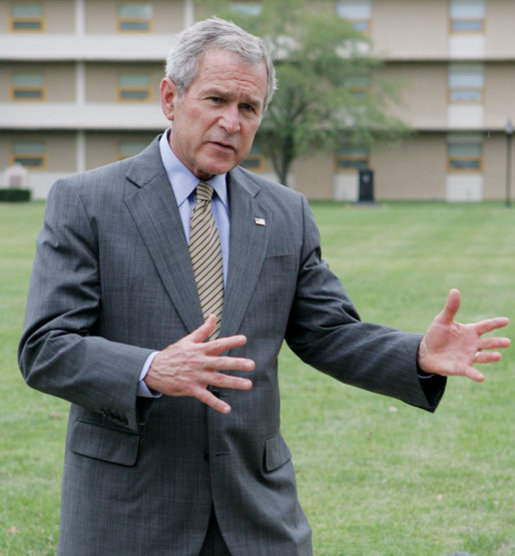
(1, 0), (514, 201)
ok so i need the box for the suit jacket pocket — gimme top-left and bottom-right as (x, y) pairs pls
(264, 433), (292, 472)
(70, 419), (139, 466)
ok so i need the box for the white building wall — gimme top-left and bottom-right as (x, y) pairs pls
(448, 36), (485, 59)
(334, 174), (358, 202)
(446, 174), (484, 202)
(0, 103), (168, 130)
(447, 105), (484, 129)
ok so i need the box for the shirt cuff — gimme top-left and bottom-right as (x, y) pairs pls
(137, 351), (162, 398)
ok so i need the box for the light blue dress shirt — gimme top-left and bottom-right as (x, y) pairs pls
(138, 130), (231, 397)
(157, 129), (230, 282)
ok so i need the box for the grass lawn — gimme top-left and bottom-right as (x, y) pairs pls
(1, 200), (514, 555)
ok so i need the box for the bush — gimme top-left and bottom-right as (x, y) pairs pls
(0, 188), (32, 202)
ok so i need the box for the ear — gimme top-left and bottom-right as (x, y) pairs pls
(160, 77), (178, 122)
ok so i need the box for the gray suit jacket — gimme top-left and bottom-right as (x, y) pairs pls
(19, 137), (445, 555)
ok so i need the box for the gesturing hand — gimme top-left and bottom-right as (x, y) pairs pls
(417, 289), (510, 381)
(145, 315), (255, 414)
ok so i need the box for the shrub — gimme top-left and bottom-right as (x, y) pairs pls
(0, 188), (32, 202)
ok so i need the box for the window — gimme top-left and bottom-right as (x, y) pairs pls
(344, 73), (371, 98)
(449, 0), (485, 33)
(230, 2), (262, 17)
(117, 3), (153, 32)
(11, 140), (46, 168)
(118, 141), (147, 159)
(448, 64), (484, 103)
(117, 74), (152, 101)
(240, 146), (264, 172)
(336, 1), (372, 33)
(447, 134), (482, 172)
(10, 3), (44, 32)
(335, 146), (369, 172)
(11, 72), (45, 101)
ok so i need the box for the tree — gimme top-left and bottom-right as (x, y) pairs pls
(201, 0), (408, 186)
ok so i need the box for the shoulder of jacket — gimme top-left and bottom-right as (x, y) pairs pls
(230, 165), (306, 203)
(50, 136), (161, 195)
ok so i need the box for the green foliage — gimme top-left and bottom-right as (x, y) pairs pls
(199, 0), (408, 185)
(0, 188), (32, 202)
(1, 201), (514, 554)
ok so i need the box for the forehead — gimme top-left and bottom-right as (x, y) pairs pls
(192, 48), (268, 105)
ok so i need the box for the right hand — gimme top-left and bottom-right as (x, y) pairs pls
(145, 315), (255, 414)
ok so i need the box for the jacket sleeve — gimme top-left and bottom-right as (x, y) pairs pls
(285, 195), (445, 412)
(18, 180), (153, 432)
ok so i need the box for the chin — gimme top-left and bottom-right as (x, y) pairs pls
(196, 161), (236, 179)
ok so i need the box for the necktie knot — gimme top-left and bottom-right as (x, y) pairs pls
(196, 181), (214, 203)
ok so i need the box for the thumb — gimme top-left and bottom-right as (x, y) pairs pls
(438, 288), (461, 325)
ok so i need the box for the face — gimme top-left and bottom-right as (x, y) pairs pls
(160, 48), (268, 180)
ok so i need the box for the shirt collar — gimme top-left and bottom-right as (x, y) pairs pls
(159, 129), (229, 209)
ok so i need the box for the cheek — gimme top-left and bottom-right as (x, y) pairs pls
(241, 123), (259, 147)
(179, 119), (203, 149)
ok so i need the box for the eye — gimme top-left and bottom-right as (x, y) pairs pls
(240, 103), (256, 114)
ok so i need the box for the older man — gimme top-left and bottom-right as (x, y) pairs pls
(19, 17), (509, 556)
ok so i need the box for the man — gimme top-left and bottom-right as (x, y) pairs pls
(19, 17), (509, 556)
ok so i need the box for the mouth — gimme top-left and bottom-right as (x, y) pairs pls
(209, 141), (236, 152)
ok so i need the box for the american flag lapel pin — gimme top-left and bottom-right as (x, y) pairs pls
(254, 217), (266, 226)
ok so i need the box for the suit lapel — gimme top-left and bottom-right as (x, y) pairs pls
(123, 140), (271, 337)
(124, 139), (203, 333)
(221, 169), (270, 337)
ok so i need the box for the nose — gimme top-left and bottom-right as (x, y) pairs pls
(219, 104), (241, 134)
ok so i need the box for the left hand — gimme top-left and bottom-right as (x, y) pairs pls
(417, 289), (510, 381)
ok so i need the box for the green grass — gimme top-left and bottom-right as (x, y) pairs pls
(1, 201), (514, 555)
(0, 202), (66, 555)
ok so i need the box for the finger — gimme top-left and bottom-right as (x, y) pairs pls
(192, 372), (253, 414)
(475, 317), (510, 336)
(194, 386), (232, 414)
(477, 336), (511, 350)
(208, 370), (253, 391)
(438, 288), (461, 325)
(203, 334), (248, 355)
(187, 315), (218, 343)
(464, 366), (485, 382)
(474, 351), (503, 365)
(201, 355), (255, 372)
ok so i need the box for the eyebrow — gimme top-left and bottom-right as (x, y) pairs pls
(203, 87), (264, 111)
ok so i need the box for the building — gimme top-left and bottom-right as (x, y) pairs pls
(1, 0), (514, 201)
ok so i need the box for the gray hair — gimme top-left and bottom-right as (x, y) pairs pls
(165, 16), (276, 110)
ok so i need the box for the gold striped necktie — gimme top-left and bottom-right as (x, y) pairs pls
(188, 181), (224, 338)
